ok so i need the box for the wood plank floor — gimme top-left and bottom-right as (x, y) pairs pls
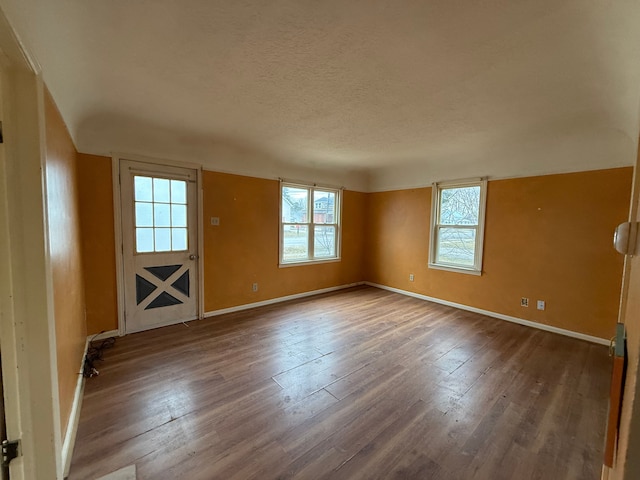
(69, 286), (611, 480)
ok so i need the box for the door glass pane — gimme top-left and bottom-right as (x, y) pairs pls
(135, 202), (153, 227)
(282, 224), (308, 261)
(154, 203), (171, 227)
(313, 191), (336, 224)
(314, 225), (336, 258)
(171, 204), (187, 227)
(154, 228), (171, 252)
(134, 176), (153, 202)
(282, 186), (308, 223)
(172, 228), (188, 251)
(171, 180), (187, 204)
(436, 227), (476, 266)
(440, 186), (480, 225)
(153, 178), (171, 203)
(134, 175), (191, 253)
(136, 228), (154, 252)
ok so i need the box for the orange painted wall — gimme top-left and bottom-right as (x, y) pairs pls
(79, 167), (366, 333)
(76, 154), (119, 333)
(202, 171), (365, 311)
(366, 167), (632, 340)
(79, 161), (629, 340)
(43, 88), (87, 437)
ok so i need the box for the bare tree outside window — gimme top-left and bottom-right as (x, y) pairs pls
(313, 191), (336, 257)
(430, 180), (486, 273)
(437, 186), (480, 265)
(281, 186), (309, 260)
(280, 184), (340, 264)
(314, 226), (336, 257)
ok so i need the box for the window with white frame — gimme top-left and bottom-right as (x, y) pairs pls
(134, 176), (188, 253)
(429, 178), (487, 274)
(280, 182), (341, 265)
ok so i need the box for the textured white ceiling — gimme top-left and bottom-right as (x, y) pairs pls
(2, 0), (640, 191)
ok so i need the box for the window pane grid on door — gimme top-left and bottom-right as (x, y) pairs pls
(134, 176), (189, 253)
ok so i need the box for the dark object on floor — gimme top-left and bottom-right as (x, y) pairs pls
(83, 335), (116, 378)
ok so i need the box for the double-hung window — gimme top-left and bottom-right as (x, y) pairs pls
(429, 178), (487, 275)
(280, 182), (341, 265)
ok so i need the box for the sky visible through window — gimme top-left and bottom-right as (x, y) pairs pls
(134, 176), (188, 253)
(281, 185), (338, 262)
(436, 186), (480, 266)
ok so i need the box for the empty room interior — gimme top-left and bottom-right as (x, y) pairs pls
(2, 1), (640, 479)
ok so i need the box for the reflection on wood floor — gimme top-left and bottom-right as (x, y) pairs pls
(69, 286), (609, 480)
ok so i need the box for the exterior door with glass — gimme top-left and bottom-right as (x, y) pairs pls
(120, 160), (199, 333)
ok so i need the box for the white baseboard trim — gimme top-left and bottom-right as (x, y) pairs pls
(61, 329), (121, 476)
(364, 282), (609, 346)
(87, 329), (120, 341)
(61, 338), (89, 477)
(204, 282), (365, 319)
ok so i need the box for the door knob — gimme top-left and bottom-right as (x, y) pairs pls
(189, 254), (197, 260)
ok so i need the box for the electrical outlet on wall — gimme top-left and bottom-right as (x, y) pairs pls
(537, 300), (545, 310)
(252, 282), (258, 292)
(409, 274), (414, 282)
(521, 297), (529, 307)
(211, 217), (220, 226)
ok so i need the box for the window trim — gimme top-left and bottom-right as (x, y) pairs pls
(279, 181), (342, 267)
(428, 177), (487, 275)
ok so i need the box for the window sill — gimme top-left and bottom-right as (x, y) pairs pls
(428, 263), (482, 276)
(279, 257), (341, 268)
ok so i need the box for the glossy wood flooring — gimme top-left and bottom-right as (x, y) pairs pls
(69, 286), (610, 480)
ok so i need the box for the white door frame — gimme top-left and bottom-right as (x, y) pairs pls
(112, 153), (204, 336)
(0, 6), (63, 480)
